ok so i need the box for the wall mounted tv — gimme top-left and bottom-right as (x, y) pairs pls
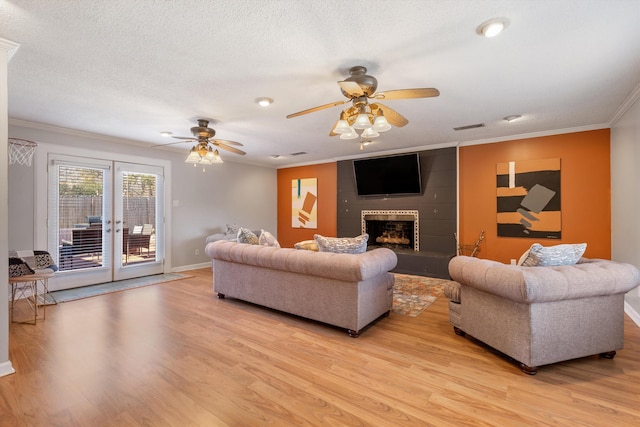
(353, 153), (422, 197)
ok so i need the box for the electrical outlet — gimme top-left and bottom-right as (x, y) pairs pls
(195, 248), (200, 256)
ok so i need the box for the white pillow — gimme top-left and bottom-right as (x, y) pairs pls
(518, 243), (587, 267)
(258, 230), (280, 248)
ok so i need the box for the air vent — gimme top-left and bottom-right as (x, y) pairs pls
(289, 152), (307, 156)
(453, 123), (485, 131)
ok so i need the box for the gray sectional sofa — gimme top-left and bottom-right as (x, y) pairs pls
(205, 240), (398, 337)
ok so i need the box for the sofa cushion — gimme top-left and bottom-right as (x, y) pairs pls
(258, 230), (280, 248)
(314, 233), (368, 254)
(518, 243), (587, 267)
(237, 227), (259, 245)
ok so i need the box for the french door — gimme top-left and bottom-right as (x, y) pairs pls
(48, 155), (164, 288)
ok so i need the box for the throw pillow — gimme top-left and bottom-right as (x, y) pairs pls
(237, 227), (259, 245)
(294, 240), (318, 251)
(518, 243), (587, 267)
(226, 223), (240, 236)
(258, 230), (281, 248)
(314, 233), (369, 254)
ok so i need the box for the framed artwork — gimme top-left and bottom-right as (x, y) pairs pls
(292, 178), (317, 228)
(496, 158), (561, 238)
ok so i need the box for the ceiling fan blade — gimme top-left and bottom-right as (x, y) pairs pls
(372, 88), (440, 100)
(373, 103), (409, 127)
(286, 100), (346, 118)
(213, 138), (243, 147)
(150, 140), (192, 148)
(172, 136), (197, 141)
(338, 81), (364, 97)
(213, 141), (246, 155)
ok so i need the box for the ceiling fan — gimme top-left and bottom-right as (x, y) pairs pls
(157, 119), (246, 160)
(286, 66), (440, 138)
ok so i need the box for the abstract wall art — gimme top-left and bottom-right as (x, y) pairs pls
(496, 158), (561, 238)
(292, 177), (318, 228)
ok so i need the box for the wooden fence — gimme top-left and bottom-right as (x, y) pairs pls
(59, 196), (156, 228)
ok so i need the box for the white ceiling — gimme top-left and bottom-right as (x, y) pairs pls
(2, 0), (640, 167)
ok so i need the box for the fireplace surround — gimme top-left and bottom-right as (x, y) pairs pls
(337, 147), (457, 278)
(362, 210), (419, 251)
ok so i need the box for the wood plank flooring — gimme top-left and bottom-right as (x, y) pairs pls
(2, 267), (640, 426)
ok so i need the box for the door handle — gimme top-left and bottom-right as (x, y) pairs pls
(106, 228), (112, 233)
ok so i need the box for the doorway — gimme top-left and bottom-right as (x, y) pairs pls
(47, 154), (164, 288)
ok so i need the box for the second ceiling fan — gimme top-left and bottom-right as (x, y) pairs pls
(286, 66), (440, 138)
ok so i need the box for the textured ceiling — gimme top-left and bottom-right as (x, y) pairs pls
(2, 0), (640, 167)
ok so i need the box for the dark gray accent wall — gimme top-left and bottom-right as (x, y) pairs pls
(337, 147), (457, 255)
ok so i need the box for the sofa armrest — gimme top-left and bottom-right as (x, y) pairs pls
(449, 256), (640, 303)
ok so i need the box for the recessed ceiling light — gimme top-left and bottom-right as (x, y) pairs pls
(256, 97), (274, 107)
(160, 131), (172, 137)
(476, 17), (509, 38)
(503, 115), (522, 122)
(270, 154), (281, 159)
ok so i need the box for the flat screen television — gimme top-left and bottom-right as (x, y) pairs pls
(353, 153), (422, 196)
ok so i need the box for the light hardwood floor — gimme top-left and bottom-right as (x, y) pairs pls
(2, 268), (640, 426)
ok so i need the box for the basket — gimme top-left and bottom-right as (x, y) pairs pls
(458, 244), (479, 257)
(8, 138), (38, 166)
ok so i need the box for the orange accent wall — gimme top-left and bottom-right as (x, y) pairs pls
(277, 163), (337, 248)
(459, 129), (611, 263)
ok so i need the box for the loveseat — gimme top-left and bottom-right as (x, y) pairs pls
(205, 240), (398, 337)
(445, 255), (640, 374)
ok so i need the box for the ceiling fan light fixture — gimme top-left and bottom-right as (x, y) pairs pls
(361, 127), (380, 138)
(353, 113), (372, 129)
(185, 147), (201, 164)
(333, 119), (351, 134)
(211, 149), (223, 163)
(476, 17), (509, 38)
(339, 128), (358, 140)
(204, 147), (217, 162)
(372, 115), (391, 132)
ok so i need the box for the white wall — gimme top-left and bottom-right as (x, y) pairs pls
(611, 96), (640, 323)
(1, 38), (19, 378)
(7, 122), (277, 273)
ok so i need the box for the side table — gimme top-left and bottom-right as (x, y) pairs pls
(9, 272), (54, 324)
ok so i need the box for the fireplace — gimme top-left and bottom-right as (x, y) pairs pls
(361, 210), (419, 251)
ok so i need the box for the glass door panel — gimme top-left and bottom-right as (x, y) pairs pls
(113, 162), (164, 281)
(48, 155), (113, 287)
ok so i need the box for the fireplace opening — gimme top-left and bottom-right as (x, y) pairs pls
(362, 210), (419, 252)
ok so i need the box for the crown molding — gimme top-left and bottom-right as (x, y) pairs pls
(0, 38), (20, 61)
(609, 81), (640, 127)
(8, 118), (151, 148)
(456, 124), (610, 148)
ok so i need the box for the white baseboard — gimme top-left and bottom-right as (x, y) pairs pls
(0, 361), (16, 377)
(625, 301), (640, 328)
(171, 262), (211, 273)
